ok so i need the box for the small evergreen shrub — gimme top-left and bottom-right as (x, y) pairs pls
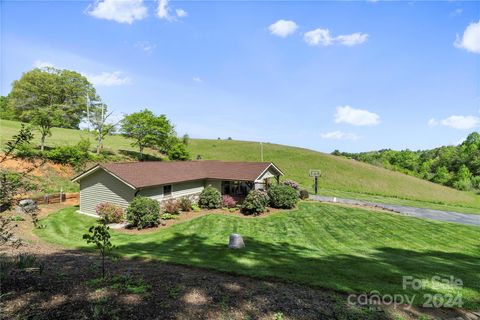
(192, 204), (201, 212)
(299, 189), (309, 200)
(178, 196), (192, 212)
(222, 195), (237, 208)
(241, 190), (269, 215)
(198, 186), (222, 209)
(96, 202), (124, 224)
(126, 196), (160, 229)
(282, 179), (300, 190)
(268, 185), (298, 209)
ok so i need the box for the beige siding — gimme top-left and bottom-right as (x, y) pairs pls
(138, 180), (205, 201)
(79, 169), (135, 215)
(255, 167), (279, 182)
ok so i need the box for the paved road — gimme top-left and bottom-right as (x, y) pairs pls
(310, 195), (480, 227)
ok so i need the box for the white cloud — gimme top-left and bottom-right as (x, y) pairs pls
(428, 115), (480, 130)
(304, 28), (334, 46)
(33, 60), (55, 69)
(334, 105), (380, 126)
(336, 32), (369, 46)
(135, 41), (156, 53)
(176, 8), (188, 18)
(85, 71), (131, 86)
(454, 20), (480, 53)
(268, 20), (298, 37)
(321, 131), (360, 140)
(193, 76), (203, 83)
(304, 29), (368, 47)
(88, 0), (148, 24)
(157, 0), (186, 21)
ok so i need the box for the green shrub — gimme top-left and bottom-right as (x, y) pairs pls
(192, 203), (201, 212)
(46, 139), (91, 168)
(241, 190), (269, 215)
(126, 196), (160, 229)
(15, 143), (40, 158)
(299, 189), (309, 200)
(178, 196), (192, 211)
(168, 143), (190, 161)
(198, 186), (222, 209)
(96, 202), (124, 224)
(162, 198), (180, 214)
(268, 185), (298, 209)
(161, 213), (177, 220)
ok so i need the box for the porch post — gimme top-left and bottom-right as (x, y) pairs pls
(276, 175), (280, 184)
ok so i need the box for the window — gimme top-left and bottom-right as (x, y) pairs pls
(163, 185), (172, 197)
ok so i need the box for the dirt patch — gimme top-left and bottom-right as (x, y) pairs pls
(1, 157), (74, 178)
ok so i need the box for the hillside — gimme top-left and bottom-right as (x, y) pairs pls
(2, 119), (480, 211)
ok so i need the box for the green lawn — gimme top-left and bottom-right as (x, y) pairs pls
(3, 118), (480, 212)
(36, 202), (480, 309)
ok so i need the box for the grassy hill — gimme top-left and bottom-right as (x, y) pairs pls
(2, 119), (480, 212)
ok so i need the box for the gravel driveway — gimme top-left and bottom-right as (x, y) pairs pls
(310, 195), (480, 227)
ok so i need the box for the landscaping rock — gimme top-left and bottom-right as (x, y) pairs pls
(228, 233), (245, 249)
(16, 199), (38, 214)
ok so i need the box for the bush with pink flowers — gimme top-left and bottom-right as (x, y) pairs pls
(96, 202), (124, 224)
(222, 195), (237, 208)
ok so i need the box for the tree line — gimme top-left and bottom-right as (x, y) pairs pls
(333, 133), (480, 192)
(0, 67), (189, 161)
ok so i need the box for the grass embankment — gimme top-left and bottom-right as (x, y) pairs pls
(2, 118), (480, 212)
(36, 203), (480, 309)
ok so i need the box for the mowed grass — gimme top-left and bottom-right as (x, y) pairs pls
(3, 118), (480, 211)
(36, 202), (480, 309)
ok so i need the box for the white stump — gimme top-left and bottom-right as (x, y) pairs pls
(228, 233), (245, 249)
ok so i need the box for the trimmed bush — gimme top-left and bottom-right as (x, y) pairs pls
(241, 190), (269, 215)
(162, 199), (180, 214)
(268, 185), (298, 209)
(299, 189), (309, 200)
(96, 202), (124, 224)
(282, 179), (300, 190)
(178, 197), (192, 212)
(222, 195), (237, 208)
(198, 186), (222, 209)
(126, 196), (160, 229)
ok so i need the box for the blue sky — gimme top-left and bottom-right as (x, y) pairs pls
(1, 0), (479, 152)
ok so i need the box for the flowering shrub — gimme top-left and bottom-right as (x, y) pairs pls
(198, 186), (222, 209)
(178, 197), (192, 212)
(162, 199), (180, 214)
(241, 190), (269, 215)
(268, 185), (298, 209)
(96, 202), (124, 224)
(222, 195), (237, 208)
(282, 179), (300, 190)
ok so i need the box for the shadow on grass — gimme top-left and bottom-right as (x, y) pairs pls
(114, 233), (480, 310)
(118, 149), (163, 161)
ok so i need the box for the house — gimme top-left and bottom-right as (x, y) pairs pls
(72, 160), (284, 216)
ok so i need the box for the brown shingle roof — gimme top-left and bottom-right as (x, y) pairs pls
(89, 161), (281, 189)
